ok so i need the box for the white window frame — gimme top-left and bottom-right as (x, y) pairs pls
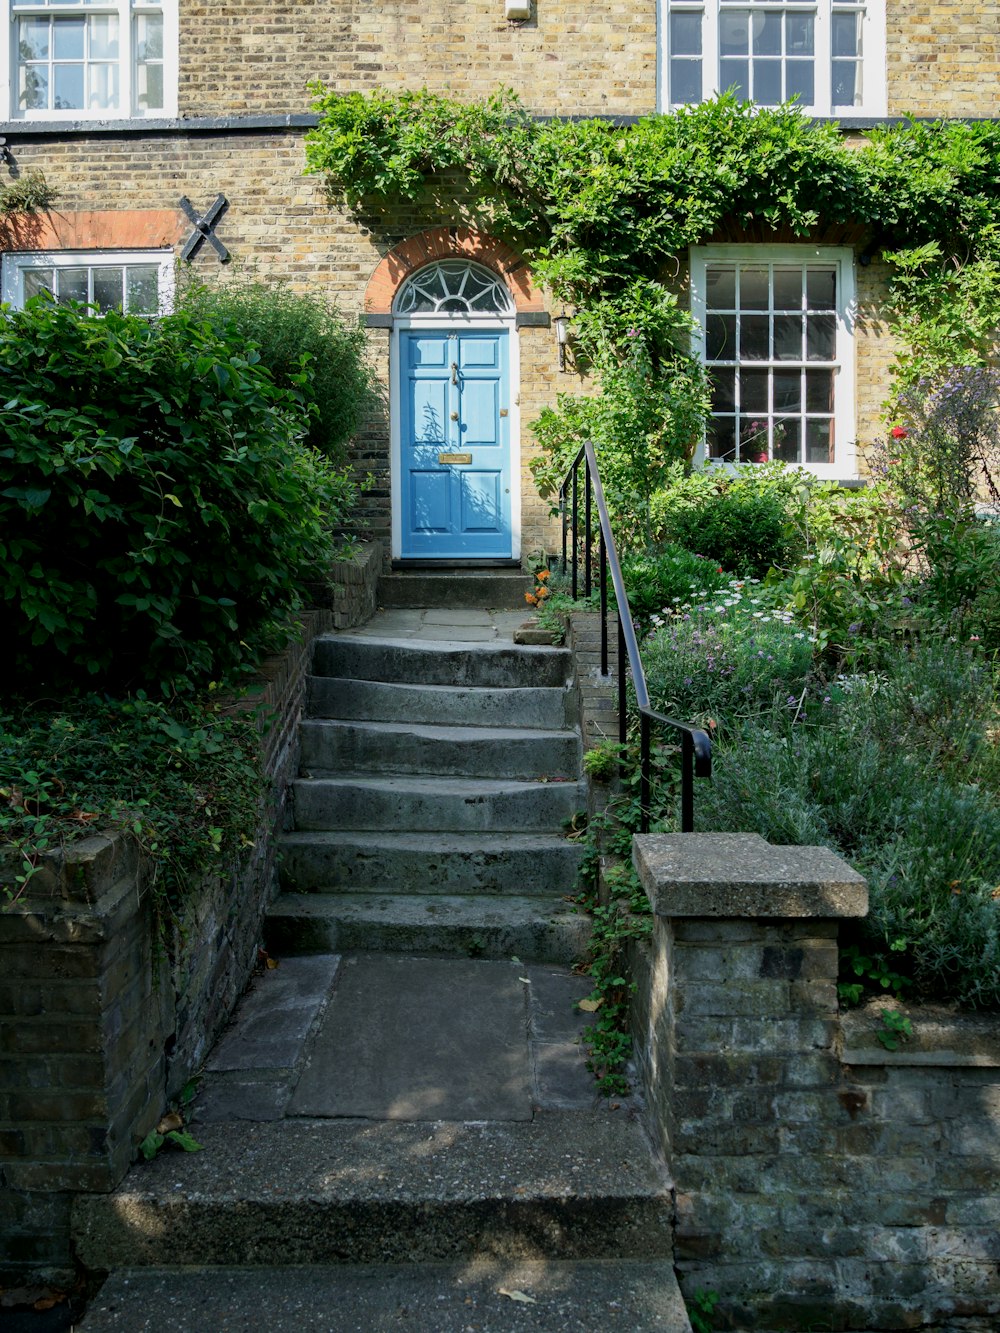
(1, 248), (174, 314)
(658, 0), (886, 117)
(690, 243), (857, 479)
(1, 0), (178, 120)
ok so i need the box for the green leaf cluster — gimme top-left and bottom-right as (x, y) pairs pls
(0, 299), (359, 693)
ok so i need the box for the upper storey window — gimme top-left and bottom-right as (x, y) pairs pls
(661, 1), (886, 116)
(4, 0), (177, 118)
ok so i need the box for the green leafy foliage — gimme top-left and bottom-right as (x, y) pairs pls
(652, 473), (797, 578)
(0, 169), (56, 215)
(620, 545), (729, 629)
(178, 273), (377, 462)
(0, 299), (358, 692)
(0, 695), (264, 917)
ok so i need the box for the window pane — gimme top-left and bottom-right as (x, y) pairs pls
(806, 368), (834, 411)
(806, 267), (836, 310)
(806, 418), (834, 464)
(89, 62), (118, 108)
(832, 61), (859, 106)
(708, 417), (738, 461)
(136, 12), (163, 60)
(19, 66), (48, 110)
(739, 368), (769, 412)
(832, 12), (859, 57)
(711, 372), (736, 413)
(53, 64), (85, 109)
(58, 268), (89, 303)
(739, 267), (769, 310)
(806, 314), (836, 360)
(752, 11), (781, 55)
(18, 18), (50, 60)
(126, 265), (159, 313)
(706, 267), (736, 309)
(719, 58), (749, 98)
(52, 17), (84, 59)
(23, 268), (55, 300)
(92, 267), (124, 312)
(786, 61), (814, 105)
(773, 370), (801, 411)
(786, 13), (814, 53)
(671, 59), (702, 104)
(774, 418), (801, 464)
(773, 314), (802, 360)
(706, 313), (736, 360)
(772, 267), (801, 310)
(754, 58), (782, 104)
(740, 314), (770, 359)
(90, 14), (119, 59)
(720, 11), (749, 55)
(740, 417), (769, 463)
(671, 11), (701, 56)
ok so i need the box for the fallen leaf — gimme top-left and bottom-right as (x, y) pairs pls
(519, 977), (531, 984)
(266, 956), (279, 969)
(156, 1111), (183, 1134)
(498, 1288), (537, 1305)
(578, 997), (603, 1012)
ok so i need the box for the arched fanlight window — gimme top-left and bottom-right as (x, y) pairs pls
(394, 260), (514, 316)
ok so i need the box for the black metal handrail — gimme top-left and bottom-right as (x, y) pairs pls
(559, 441), (712, 833)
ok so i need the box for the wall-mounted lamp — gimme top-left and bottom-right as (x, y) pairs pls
(554, 312), (570, 372)
(504, 0), (531, 18)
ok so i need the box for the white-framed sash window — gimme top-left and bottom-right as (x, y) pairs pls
(2, 0), (177, 119)
(690, 244), (857, 477)
(2, 249), (173, 313)
(660, 0), (886, 116)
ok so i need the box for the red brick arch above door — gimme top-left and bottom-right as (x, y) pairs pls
(364, 227), (545, 317)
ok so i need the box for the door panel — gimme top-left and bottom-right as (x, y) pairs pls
(400, 328), (512, 558)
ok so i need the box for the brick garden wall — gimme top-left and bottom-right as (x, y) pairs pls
(631, 832), (1000, 1331)
(0, 548), (379, 1282)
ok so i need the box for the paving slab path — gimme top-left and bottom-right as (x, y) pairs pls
(74, 581), (690, 1332)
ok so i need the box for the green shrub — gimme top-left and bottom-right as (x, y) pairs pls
(620, 544), (728, 628)
(179, 274), (377, 461)
(0, 299), (356, 692)
(653, 475), (797, 578)
(639, 580), (814, 727)
(0, 695), (263, 919)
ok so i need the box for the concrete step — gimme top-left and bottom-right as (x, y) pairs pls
(266, 892), (590, 961)
(299, 719), (581, 781)
(312, 636), (571, 689)
(278, 831), (585, 895)
(71, 1114), (674, 1269)
(307, 676), (576, 731)
(291, 775), (586, 833)
(378, 569), (532, 610)
(78, 1259), (692, 1331)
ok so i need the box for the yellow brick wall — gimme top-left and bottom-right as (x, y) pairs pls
(888, 2), (1000, 118)
(177, 0), (658, 120)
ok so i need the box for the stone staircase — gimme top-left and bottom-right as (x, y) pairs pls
(72, 575), (690, 1332)
(267, 623), (590, 963)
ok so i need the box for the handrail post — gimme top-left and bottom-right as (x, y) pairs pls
(640, 711), (651, 834)
(584, 456), (592, 600)
(571, 461), (579, 601)
(560, 484), (568, 576)
(681, 731), (694, 834)
(617, 613), (627, 747)
(599, 528), (608, 677)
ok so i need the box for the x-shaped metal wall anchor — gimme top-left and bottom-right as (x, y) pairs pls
(180, 194), (230, 263)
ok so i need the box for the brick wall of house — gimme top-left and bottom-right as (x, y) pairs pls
(172, 0), (1000, 122)
(177, 0), (658, 120)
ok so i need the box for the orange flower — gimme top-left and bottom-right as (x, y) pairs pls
(536, 586), (550, 599)
(536, 569), (550, 582)
(525, 592), (538, 605)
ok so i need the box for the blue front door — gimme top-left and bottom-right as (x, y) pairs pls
(400, 328), (512, 559)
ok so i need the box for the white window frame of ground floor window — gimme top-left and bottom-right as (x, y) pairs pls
(689, 243), (857, 480)
(657, 0), (887, 117)
(1, 249), (174, 314)
(389, 312), (522, 564)
(1, 0), (178, 121)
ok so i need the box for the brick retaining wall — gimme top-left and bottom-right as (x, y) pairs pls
(631, 832), (1000, 1331)
(0, 547), (380, 1281)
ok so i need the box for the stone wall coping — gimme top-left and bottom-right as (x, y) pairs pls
(841, 1000), (1000, 1068)
(633, 832), (869, 919)
(0, 830), (141, 906)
